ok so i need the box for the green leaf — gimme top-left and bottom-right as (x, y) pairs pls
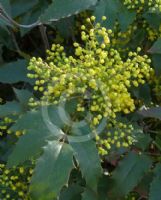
(109, 152), (152, 198)
(152, 54), (161, 76)
(135, 133), (152, 151)
(149, 164), (161, 200)
(135, 173), (153, 199)
(82, 189), (97, 200)
(0, 60), (31, 83)
(10, 110), (47, 131)
(20, 1), (49, 36)
(144, 12), (161, 29)
(98, 176), (109, 200)
(60, 184), (83, 200)
(10, 106), (65, 132)
(0, 28), (14, 48)
(70, 140), (102, 191)
(133, 84), (151, 104)
(40, 0), (97, 22)
(138, 107), (161, 120)
(13, 88), (33, 106)
(148, 38), (161, 54)
(154, 136), (161, 151)
(30, 141), (74, 200)
(7, 128), (58, 167)
(129, 28), (146, 49)
(117, 4), (136, 32)
(56, 16), (75, 39)
(94, 0), (121, 28)
(0, 101), (22, 117)
(94, 0), (135, 30)
(0, 0), (11, 15)
(11, 0), (38, 18)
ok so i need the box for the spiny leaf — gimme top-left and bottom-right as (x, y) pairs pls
(94, 0), (135, 30)
(59, 184), (83, 200)
(13, 88), (33, 106)
(108, 152), (152, 198)
(0, 101), (22, 117)
(10, 106), (65, 132)
(30, 141), (74, 200)
(11, 0), (38, 18)
(94, 0), (121, 28)
(7, 128), (58, 167)
(152, 54), (161, 76)
(82, 188), (98, 200)
(144, 12), (161, 29)
(70, 140), (102, 191)
(117, 4), (136, 32)
(149, 164), (161, 200)
(0, 60), (31, 83)
(10, 109), (47, 131)
(40, 0), (97, 22)
(148, 38), (161, 54)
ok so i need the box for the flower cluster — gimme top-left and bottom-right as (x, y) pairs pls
(146, 25), (161, 41)
(0, 117), (24, 138)
(0, 115), (28, 199)
(27, 16), (152, 154)
(0, 164), (32, 200)
(0, 117), (13, 137)
(123, 0), (161, 12)
(96, 120), (134, 155)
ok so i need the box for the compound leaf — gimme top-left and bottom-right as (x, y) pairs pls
(109, 152), (152, 198)
(30, 141), (74, 200)
(70, 140), (102, 191)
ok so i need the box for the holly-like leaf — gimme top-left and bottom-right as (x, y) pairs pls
(0, 101), (22, 117)
(149, 164), (161, 200)
(133, 84), (151, 104)
(154, 136), (161, 151)
(98, 176), (109, 200)
(94, 0), (121, 28)
(108, 152), (152, 198)
(59, 184), (83, 200)
(94, 0), (135, 30)
(152, 54), (161, 76)
(13, 88), (33, 106)
(0, 60), (31, 83)
(117, 4), (136, 32)
(133, 128), (152, 151)
(70, 140), (102, 191)
(148, 38), (161, 54)
(40, 0), (97, 22)
(11, 0), (38, 18)
(7, 128), (58, 167)
(82, 188), (97, 200)
(10, 106), (65, 132)
(144, 12), (161, 29)
(30, 141), (74, 200)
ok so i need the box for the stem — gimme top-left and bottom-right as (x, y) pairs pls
(39, 24), (50, 50)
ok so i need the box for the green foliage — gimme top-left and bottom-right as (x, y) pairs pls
(40, 0), (97, 22)
(30, 141), (74, 200)
(148, 38), (161, 54)
(108, 152), (152, 198)
(71, 141), (102, 191)
(0, 0), (161, 200)
(94, 0), (136, 30)
(0, 60), (29, 83)
(149, 164), (161, 200)
(0, 101), (22, 117)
